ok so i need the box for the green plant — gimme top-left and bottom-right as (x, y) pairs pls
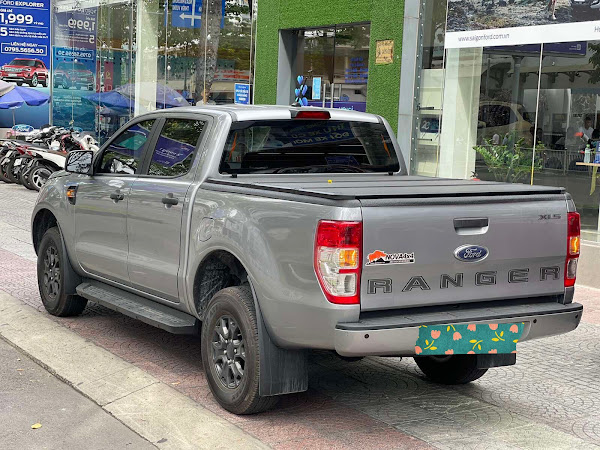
(474, 136), (542, 184)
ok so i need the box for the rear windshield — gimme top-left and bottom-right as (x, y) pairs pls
(219, 120), (400, 174)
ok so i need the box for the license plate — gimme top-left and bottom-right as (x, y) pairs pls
(415, 322), (524, 356)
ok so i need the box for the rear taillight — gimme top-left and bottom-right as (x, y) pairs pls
(314, 220), (362, 305)
(565, 212), (580, 288)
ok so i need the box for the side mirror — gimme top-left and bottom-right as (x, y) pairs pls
(65, 150), (94, 175)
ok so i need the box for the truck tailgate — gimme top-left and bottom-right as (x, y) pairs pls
(361, 195), (567, 311)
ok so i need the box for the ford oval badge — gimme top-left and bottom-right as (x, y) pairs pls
(454, 245), (489, 263)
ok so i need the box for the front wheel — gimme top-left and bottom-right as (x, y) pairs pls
(29, 165), (52, 191)
(201, 286), (279, 415)
(414, 355), (488, 384)
(37, 227), (87, 317)
(30, 74), (38, 87)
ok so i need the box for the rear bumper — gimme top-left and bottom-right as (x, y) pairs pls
(334, 300), (583, 357)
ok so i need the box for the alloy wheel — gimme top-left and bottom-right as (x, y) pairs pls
(211, 315), (246, 389)
(42, 245), (61, 300)
(31, 167), (51, 190)
(31, 75), (38, 87)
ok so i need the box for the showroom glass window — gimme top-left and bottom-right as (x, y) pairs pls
(291, 24), (370, 112)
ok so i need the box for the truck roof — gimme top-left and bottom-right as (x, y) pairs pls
(150, 104), (381, 123)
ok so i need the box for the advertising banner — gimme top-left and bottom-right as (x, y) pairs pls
(0, 0), (50, 128)
(52, 5), (97, 131)
(446, 1), (600, 49)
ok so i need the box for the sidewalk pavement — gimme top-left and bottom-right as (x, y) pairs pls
(0, 291), (268, 450)
(0, 336), (156, 450)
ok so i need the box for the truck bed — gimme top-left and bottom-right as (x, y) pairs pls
(203, 175), (565, 203)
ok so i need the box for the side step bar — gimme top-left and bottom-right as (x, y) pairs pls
(76, 280), (199, 335)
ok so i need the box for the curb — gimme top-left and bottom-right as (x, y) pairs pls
(0, 291), (268, 450)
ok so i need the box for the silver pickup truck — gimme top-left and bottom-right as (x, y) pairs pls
(31, 106), (583, 414)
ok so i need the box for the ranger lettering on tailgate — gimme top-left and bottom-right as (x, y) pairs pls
(367, 267), (561, 294)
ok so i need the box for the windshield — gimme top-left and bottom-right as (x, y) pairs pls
(9, 59), (35, 66)
(220, 120), (401, 174)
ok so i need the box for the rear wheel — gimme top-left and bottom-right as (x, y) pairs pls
(30, 165), (52, 191)
(201, 286), (278, 415)
(0, 161), (12, 183)
(414, 355), (488, 384)
(20, 165), (36, 190)
(37, 227), (87, 317)
(5, 158), (19, 183)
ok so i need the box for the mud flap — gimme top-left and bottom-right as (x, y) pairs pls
(250, 282), (308, 397)
(58, 225), (82, 295)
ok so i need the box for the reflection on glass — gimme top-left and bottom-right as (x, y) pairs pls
(534, 41), (600, 237)
(149, 119), (205, 176)
(98, 119), (154, 174)
(412, 0), (446, 176)
(51, 1), (255, 139)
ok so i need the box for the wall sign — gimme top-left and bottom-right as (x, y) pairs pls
(447, 2), (600, 49)
(0, 0), (51, 127)
(234, 83), (250, 105)
(375, 40), (394, 65)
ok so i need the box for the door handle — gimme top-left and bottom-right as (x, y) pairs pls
(110, 191), (124, 202)
(162, 194), (179, 207)
(454, 218), (488, 230)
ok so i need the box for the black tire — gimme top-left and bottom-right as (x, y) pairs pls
(20, 165), (35, 190)
(30, 74), (38, 87)
(5, 158), (19, 183)
(201, 285), (278, 415)
(16, 81), (22, 86)
(0, 162), (12, 183)
(29, 165), (52, 191)
(414, 355), (488, 384)
(37, 227), (87, 317)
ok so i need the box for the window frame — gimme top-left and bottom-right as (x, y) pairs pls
(136, 114), (211, 179)
(93, 117), (161, 177)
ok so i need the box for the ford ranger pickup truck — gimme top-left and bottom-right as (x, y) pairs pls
(31, 106), (583, 414)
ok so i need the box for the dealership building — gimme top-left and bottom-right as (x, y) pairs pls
(2, 0), (600, 283)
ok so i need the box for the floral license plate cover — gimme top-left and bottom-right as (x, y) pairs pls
(415, 322), (525, 356)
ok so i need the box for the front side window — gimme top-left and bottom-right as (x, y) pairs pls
(147, 119), (205, 177)
(220, 120), (400, 174)
(98, 119), (155, 174)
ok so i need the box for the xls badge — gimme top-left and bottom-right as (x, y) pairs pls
(366, 250), (415, 266)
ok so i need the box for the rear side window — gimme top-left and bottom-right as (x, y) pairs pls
(98, 119), (155, 174)
(220, 120), (400, 174)
(147, 118), (205, 177)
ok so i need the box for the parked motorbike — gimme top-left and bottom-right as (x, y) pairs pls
(0, 127), (99, 191)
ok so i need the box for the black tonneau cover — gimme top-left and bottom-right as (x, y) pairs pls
(203, 175), (565, 202)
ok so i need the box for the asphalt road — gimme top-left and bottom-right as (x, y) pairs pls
(1, 182), (599, 449)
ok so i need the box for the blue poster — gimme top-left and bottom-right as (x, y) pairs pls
(172, 0), (203, 29)
(312, 77), (321, 100)
(0, 0), (51, 127)
(234, 83), (250, 105)
(52, 5), (98, 132)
